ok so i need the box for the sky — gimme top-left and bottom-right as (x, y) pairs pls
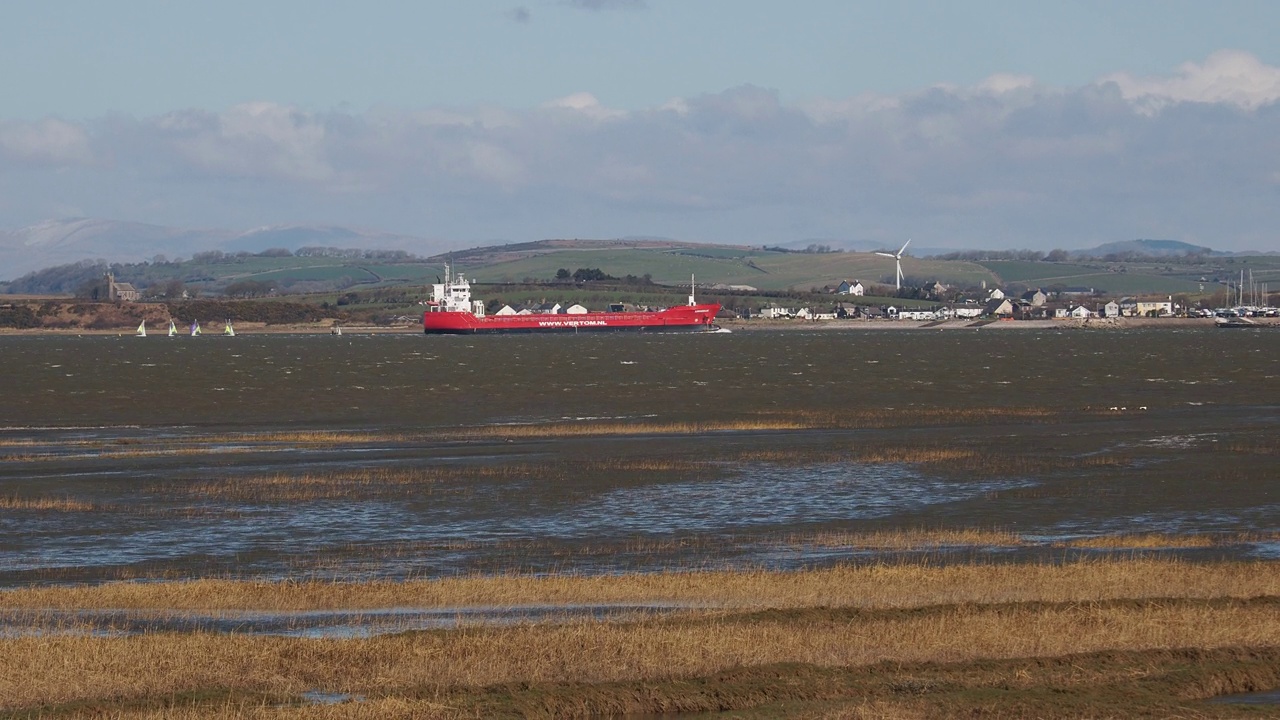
(1, 0), (1279, 254)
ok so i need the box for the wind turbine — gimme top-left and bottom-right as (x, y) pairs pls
(875, 239), (911, 290)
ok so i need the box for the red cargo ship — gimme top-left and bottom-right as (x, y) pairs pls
(423, 266), (721, 334)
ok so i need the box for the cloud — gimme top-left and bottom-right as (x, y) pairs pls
(0, 118), (94, 166)
(541, 92), (626, 121)
(150, 102), (334, 182)
(507, 6), (531, 24)
(1, 51), (1278, 253)
(1102, 50), (1280, 111)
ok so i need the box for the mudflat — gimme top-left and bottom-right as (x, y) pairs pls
(1, 328), (1277, 717)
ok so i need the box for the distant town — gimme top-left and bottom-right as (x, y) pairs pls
(1, 237), (1276, 331)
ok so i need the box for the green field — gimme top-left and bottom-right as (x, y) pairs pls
(981, 260), (1108, 282)
(984, 256), (1280, 297)
(472, 248), (995, 292)
(9, 239), (1276, 302)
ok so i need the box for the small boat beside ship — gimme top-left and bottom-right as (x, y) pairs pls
(423, 266), (721, 335)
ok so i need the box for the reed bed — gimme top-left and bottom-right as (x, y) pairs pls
(1055, 531), (1280, 549)
(734, 444), (1124, 477)
(779, 528), (1027, 549)
(175, 468), (453, 502)
(4, 561), (1280, 716)
(163, 459), (721, 503)
(3, 598), (1278, 711)
(1226, 440), (1280, 455)
(0, 452), (43, 462)
(0, 495), (98, 512)
(4, 559), (1277, 612)
(441, 406), (1066, 441)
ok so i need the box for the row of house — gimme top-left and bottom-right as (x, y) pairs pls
(492, 301), (593, 316)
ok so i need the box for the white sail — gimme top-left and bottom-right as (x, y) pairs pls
(224, 320), (235, 337)
(168, 320), (177, 337)
(191, 320), (201, 337)
(136, 321), (146, 337)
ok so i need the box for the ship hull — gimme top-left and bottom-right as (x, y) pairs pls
(424, 304), (721, 334)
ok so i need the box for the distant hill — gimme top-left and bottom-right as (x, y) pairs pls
(1073, 239), (1218, 258)
(0, 218), (453, 281)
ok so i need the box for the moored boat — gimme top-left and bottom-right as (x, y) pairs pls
(1215, 316), (1259, 328)
(423, 266), (721, 335)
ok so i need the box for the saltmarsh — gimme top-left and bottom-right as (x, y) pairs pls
(0, 329), (1277, 716)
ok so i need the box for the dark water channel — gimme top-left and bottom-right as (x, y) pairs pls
(1, 329), (1278, 584)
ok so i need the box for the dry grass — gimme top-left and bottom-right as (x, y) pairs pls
(4, 560), (1280, 716)
(1055, 531), (1280, 549)
(419, 406), (1069, 443)
(1226, 440), (1280, 455)
(0, 495), (98, 512)
(4, 558), (1278, 612)
(736, 444), (1124, 476)
(162, 459), (719, 502)
(3, 598), (1278, 712)
(781, 528), (1026, 549)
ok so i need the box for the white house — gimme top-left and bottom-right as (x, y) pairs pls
(758, 307), (793, 319)
(564, 304), (589, 315)
(988, 288), (1006, 301)
(836, 280), (865, 296)
(495, 304), (519, 316)
(1103, 301), (1120, 318)
(1070, 305), (1093, 318)
(984, 298), (1014, 317)
(1135, 301), (1173, 316)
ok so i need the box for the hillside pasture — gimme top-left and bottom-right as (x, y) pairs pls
(982, 261), (1211, 295)
(1042, 273), (1206, 294)
(244, 265), (380, 284)
(981, 260), (1107, 283)
(472, 248), (996, 291)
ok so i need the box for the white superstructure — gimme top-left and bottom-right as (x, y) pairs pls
(428, 265), (485, 316)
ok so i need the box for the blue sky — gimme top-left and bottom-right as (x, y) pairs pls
(1, 0), (1279, 259)
(4, 0), (1277, 118)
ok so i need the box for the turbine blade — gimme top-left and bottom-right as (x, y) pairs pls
(899, 238), (911, 255)
(875, 252), (895, 258)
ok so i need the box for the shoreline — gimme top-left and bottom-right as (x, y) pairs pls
(727, 316), (1280, 331)
(2, 316), (1277, 335)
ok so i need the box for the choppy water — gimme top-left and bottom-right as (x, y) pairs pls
(1, 328), (1278, 583)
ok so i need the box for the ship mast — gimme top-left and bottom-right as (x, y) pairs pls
(688, 274), (696, 306)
